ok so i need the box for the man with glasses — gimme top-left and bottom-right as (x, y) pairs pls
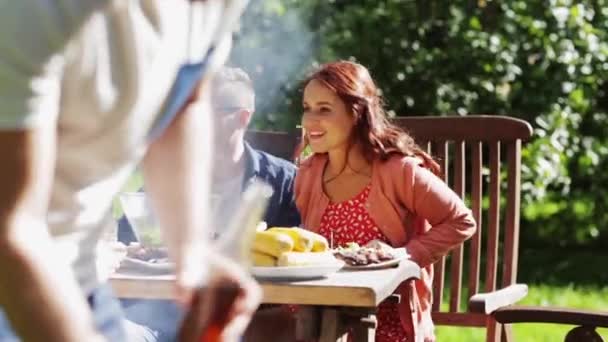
(119, 67), (301, 341)
(209, 67), (301, 234)
(0, 1), (260, 341)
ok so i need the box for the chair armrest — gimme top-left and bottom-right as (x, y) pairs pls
(493, 306), (608, 327)
(469, 284), (528, 314)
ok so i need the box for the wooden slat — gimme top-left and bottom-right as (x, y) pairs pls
(467, 142), (483, 301)
(485, 142), (501, 293)
(437, 141), (449, 183)
(294, 307), (321, 340)
(319, 309), (347, 342)
(432, 141), (448, 312)
(486, 316), (502, 342)
(424, 140), (432, 154)
(502, 141), (522, 287)
(432, 312), (487, 327)
(502, 325), (514, 342)
(449, 141), (465, 313)
(494, 306), (608, 326)
(453, 140), (466, 200)
(391, 115), (534, 142)
(349, 311), (377, 342)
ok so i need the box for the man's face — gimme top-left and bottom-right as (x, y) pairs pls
(212, 105), (245, 146)
(210, 83), (254, 149)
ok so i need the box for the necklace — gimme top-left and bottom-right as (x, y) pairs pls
(323, 162), (372, 184)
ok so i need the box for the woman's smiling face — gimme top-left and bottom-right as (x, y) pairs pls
(301, 79), (355, 154)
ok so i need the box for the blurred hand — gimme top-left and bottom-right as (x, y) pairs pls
(177, 250), (262, 342)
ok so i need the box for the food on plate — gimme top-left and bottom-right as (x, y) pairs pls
(251, 228), (336, 267)
(253, 230), (295, 257)
(365, 239), (394, 252)
(277, 251), (337, 267)
(265, 227), (330, 252)
(306, 229), (330, 252)
(252, 251), (277, 267)
(266, 227), (314, 252)
(288, 227), (329, 252)
(333, 240), (396, 266)
(125, 243), (169, 263)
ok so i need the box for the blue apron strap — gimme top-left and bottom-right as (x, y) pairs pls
(147, 47), (214, 142)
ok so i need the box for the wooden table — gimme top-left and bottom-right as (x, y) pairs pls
(110, 260), (421, 341)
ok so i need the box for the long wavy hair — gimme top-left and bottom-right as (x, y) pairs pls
(296, 61), (440, 175)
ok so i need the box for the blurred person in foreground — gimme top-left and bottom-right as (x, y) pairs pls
(119, 66), (301, 341)
(0, 1), (261, 342)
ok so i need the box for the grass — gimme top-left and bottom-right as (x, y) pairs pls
(432, 246), (608, 340)
(435, 284), (608, 341)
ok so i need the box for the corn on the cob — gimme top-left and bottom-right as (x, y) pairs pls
(277, 251), (337, 267)
(251, 251), (276, 267)
(267, 227), (313, 252)
(269, 227), (329, 252)
(300, 228), (329, 252)
(252, 231), (294, 257)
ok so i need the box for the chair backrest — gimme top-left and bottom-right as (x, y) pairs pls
(391, 115), (533, 329)
(245, 130), (300, 161)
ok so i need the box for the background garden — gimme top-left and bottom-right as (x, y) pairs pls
(227, 0), (608, 340)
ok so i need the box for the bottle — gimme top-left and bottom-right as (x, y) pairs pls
(178, 181), (272, 342)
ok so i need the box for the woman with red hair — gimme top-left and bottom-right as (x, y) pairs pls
(295, 61), (476, 341)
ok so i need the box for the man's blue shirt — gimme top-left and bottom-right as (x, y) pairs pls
(241, 142), (300, 228)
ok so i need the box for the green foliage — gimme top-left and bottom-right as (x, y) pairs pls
(232, 0), (608, 248)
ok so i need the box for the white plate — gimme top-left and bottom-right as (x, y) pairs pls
(117, 257), (174, 275)
(341, 248), (410, 270)
(252, 261), (345, 280)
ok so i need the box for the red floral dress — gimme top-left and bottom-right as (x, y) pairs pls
(318, 184), (408, 342)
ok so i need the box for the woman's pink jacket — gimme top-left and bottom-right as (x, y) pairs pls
(295, 154), (476, 341)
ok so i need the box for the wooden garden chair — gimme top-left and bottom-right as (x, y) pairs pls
(392, 115), (532, 342)
(395, 115), (608, 341)
(494, 306), (608, 341)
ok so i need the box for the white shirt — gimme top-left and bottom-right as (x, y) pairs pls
(0, 0), (247, 293)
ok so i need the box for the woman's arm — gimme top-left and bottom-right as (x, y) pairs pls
(401, 159), (477, 268)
